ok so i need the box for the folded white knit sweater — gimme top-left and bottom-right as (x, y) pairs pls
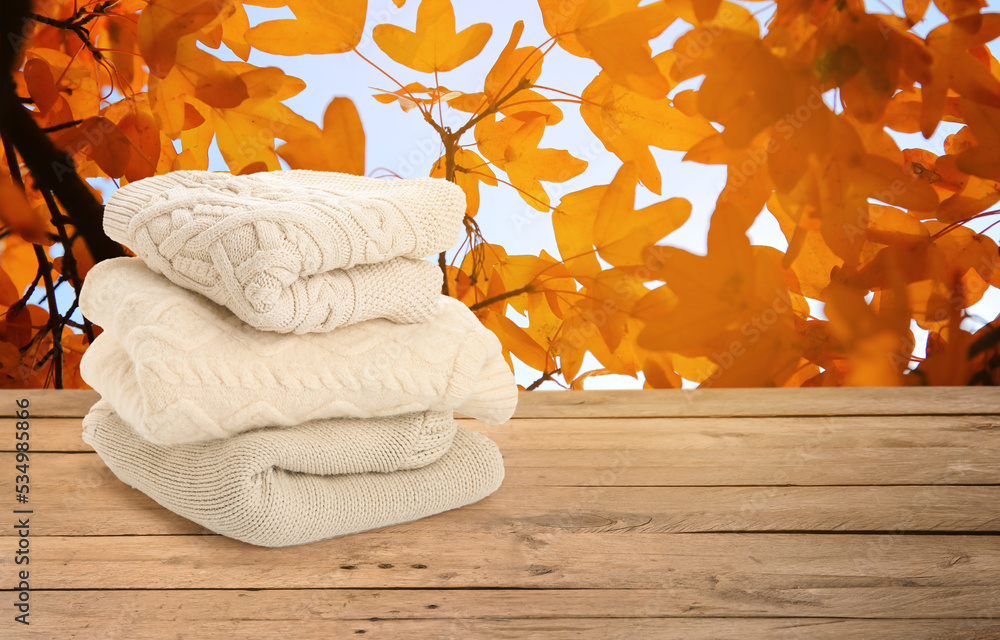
(79, 257), (517, 445)
(103, 170), (466, 333)
(82, 400), (504, 547)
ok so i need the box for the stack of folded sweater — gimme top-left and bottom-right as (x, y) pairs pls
(77, 170), (518, 548)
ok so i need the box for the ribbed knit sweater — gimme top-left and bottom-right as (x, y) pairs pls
(79, 257), (518, 445)
(82, 400), (504, 547)
(102, 170), (467, 333)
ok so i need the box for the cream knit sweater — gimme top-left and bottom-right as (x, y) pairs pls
(102, 170), (467, 333)
(82, 400), (504, 548)
(79, 258), (518, 445)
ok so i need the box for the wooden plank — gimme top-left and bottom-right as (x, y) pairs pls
(3, 387), (1000, 419)
(0, 390), (97, 417)
(7, 611), (999, 640)
(7, 533), (998, 590)
(10, 589), (1000, 625)
(512, 387), (1000, 418)
(0, 418), (89, 452)
(14, 453), (1000, 534)
(6, 413), (1000, 455)
(497, 448), (1000, 485)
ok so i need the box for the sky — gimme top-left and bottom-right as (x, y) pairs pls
(62, 0), (1000, 390)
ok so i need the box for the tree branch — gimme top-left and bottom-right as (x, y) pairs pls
(32, 243), (62, 388)
(526, 367), (561, 391)
(1, 0), (125, 264)
(468, 284), (534, 311)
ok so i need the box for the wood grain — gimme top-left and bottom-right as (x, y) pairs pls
(11, 612), (1000, 640)
(3, 386), (999, 418)
(509, 387), (1000, 418)
(5, 415), (999, 485)
(13, 453), (1000, 535)
(0, 388), (996, 639)
(15, 588), (1000, 623)
(7, 533), (998, 590)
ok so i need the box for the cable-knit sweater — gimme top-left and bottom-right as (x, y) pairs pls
(102, 170), (467, 333)
(82, 399), (504, 548)
(79, 257), (518, 445)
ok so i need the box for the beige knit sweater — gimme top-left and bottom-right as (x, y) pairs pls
(103, 170), (467, 333)
(82, 400), (504, 547)
(79, 257), (518, 445)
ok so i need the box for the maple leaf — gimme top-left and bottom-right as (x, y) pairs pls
(373, 0), (492, 73)
(955, 99), (1000, 181)
(51, 116), (133, 179)
(479, 21), (560, 124)
(277, 97), (366, 175)
(635, 222), (807, 387)
(824, 282), (914, 386)
(581, 52), (718, 195)
(920, 13), (1000, 138)
(372, 82), (465, 113)
(0, 180), (52, 245)
(810, 11), (931, 124)
(674, 26), (811, 151)
(245, 0), (367, 55)
(474, 112), (587, 211)
(537, 0), (677, 98)
(23, 49), (100, 123)
(554, 162), (689, 275)
(138, 0), (236, 77)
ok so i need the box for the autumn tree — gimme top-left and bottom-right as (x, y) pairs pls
(1, 0), (999, 389)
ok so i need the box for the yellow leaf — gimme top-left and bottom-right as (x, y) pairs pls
(277, 97), (366, 175)
(581, 58), (717, 194)
(920, 14), (1000, 138)
(593, 163), (690, 267)
(538, 0), (677, 98)
(221, 4), (252, 61)
(483, 21), (561, 124)
(373, 0), (491, 72)
(245, 0), (367, 55)
(475, 113), (587, 211)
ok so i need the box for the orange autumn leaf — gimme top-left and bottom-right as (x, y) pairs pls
(538, 0), (678, 98)
(52, 116), (133, 179)
(373, 0), (492, 73)
(481, 21), (561, 124)
(920, 13), (1000, 138)
(117, 110), (162, 183)
(0, 267), (20, 307)
(955, 99), (1000, 181)
(0, 180), (52, 245)
(475, 112), (587, 211)
(277, 97), (366, 175)
(7, 0), (1000, 391)
(372, 83), (465, 113)
(138, 0), (235, 77)
(244, 0), (367, 55)
(556, 162), (690, 272)
(581, 53), (718, 194)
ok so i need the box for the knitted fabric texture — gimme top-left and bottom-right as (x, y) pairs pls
(103, 170), (467, 333)
(79, 257), (518, 445)
(82, 400), (504, 548)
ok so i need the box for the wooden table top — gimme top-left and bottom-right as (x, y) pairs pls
(2, 387), (999, 639)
